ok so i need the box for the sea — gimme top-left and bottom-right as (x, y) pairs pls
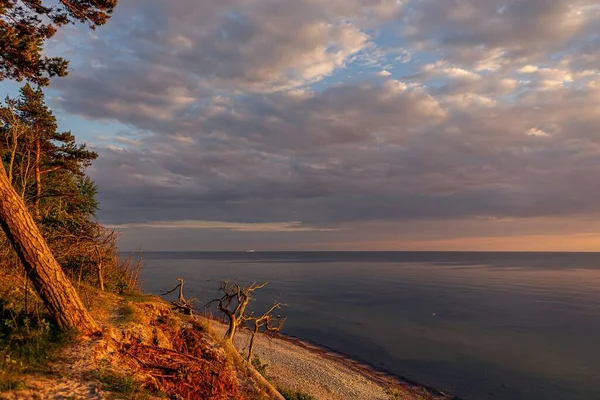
(139, 251), (600, 400)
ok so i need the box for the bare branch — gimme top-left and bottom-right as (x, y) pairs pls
(207, 281), (269, 344)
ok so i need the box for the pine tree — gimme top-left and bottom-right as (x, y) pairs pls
(1, 0), (117, 86)
(0, 0), (118, 334)
(3, 84), (98, 217)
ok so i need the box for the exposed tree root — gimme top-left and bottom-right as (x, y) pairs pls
(119, 321), (245, 400)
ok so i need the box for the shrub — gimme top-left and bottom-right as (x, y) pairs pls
(0, 299), (76, 389)
(251, 354), (268, 376)
(278, 387), (317, 400)
(92, 369), (148, 397)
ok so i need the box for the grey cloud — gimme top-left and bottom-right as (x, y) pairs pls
(201, 81), (445, 151)
(55, 0), (389, 96)
(404, 0), (600, 70)
(86, 77), (600, 226)
(53, 0), (404, 131)
(45, 0), (600, 234)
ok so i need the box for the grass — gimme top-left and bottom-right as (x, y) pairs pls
(251, 354), (269, 376)
(118, 289), (161, 303)
(0, 369), (23, 392)
(385, 386), (430, 400)
(92, 369), (155, 399)
(0, 299), (77, 392)
(278, 387), (317, 400)
(116, 302), (138, 324)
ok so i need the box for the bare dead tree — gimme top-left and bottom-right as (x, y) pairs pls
(92, 228), (118, 292)
(115, 249), (143, 292)
(48, 223), (120, 291)
(246, 303), (286, 362)
(206, 281), (268, 344)
(162, 278), (197, 315)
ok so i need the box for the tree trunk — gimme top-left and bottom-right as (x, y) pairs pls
(224, 312), (237, 343)
(94, 245), (105, 291)
(20, 149), (32, 199)
(8, 133), (18, 184)
(34, 139), (41, 218)
(224, 342), (286, 400)
(248, 324), (259, 361)
(97, 260), (105, 291)
(177, 278), (185, 302)
(0, 164), (98, 334)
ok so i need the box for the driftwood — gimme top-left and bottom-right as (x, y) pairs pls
(162, 278), (197, 315)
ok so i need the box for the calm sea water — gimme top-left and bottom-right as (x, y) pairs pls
(139, 252), (600, 400)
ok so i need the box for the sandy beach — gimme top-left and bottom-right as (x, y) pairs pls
(208, 318), (452, 400)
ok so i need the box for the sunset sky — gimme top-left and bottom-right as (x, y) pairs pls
(3, 0), (600, 251)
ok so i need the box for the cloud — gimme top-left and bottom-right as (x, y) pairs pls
(518, 65), (539, 73)
(527, 128), (550, 137)
(106, 220), (338, 232)
(403, 0), (600, 70)
(39, 0), (600, 250)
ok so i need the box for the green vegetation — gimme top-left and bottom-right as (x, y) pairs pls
(92, 369), (156, 399)
(251, 354), (269, 376)
(278, 387), (317, 400)
(0, 84), (127, 291)
(116, 303), (138, 324)
(0, 299), (76, 390)
(119, 288), (160, 303)
(0, 0), (116, 87)
(0, 371), (22, 392)
(385, 386), (430, 400)
(0, 83), (142, 385)
(0, 83), (142, 296)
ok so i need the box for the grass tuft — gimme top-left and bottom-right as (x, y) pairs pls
(251, 354), (268, 377)
(117, 303), (137, 324)
(118, 290), (160, 303)
(0, 299), (76, 393)
(92, 369), (152, 399)
(0, 370), (23, 392)
(278, 387), (317, 400)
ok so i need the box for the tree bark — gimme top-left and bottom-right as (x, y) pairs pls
(93, 244), (104, 291)
(34, 139), (41, 218)
(97, 260), (105, 291)
(8, 127), (19, 185)
(20, 149), (32, 199)
(0, 164), (98, 334)
(248, 323), (260, 361)
(223, 342), (286, 400)
(224, 311), (237, 343)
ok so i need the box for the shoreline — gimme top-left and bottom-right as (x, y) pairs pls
(264, 331), (457, 399)
(204, 315), (456, 400)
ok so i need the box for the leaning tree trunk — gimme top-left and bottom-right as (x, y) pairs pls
(247, 323), (260, 361)
(0, 164), (98, 334)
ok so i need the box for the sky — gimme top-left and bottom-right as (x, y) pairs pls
(5, 0), (600, 251)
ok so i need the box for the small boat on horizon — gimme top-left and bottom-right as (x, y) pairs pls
(245, 249), (255, 253)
